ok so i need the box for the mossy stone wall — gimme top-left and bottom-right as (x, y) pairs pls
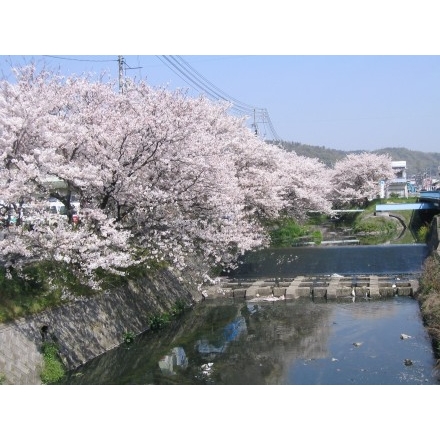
(0, 267), (197, 384)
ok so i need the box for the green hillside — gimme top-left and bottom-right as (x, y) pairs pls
(275, 141), (440, 178)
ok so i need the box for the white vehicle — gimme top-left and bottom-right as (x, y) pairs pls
(21, 200), (80, 226)
(46, 200), (80, 216)
(2, 196), (80, 227)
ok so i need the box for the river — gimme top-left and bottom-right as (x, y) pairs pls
(61, 244), (439, 385)
(225, 243), (430, 278)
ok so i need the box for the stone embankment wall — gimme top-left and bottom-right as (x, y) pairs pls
(2, 216), (439, 385)
(0, 267), (198, 385)
(427, 214), (440, 257)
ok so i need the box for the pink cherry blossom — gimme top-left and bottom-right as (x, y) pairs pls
(0, 65), (395, 287)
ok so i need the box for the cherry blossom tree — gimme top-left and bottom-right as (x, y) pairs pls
(0, 64), (336, 287)
(329, 152), (395, 208)
(276, 149), (333, 219)
(0, 67), (269, 284)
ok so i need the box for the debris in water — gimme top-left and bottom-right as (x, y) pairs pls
(353, 342), (363, 347)
(404, 359), (413, 366)
(201, 363), (214, 375)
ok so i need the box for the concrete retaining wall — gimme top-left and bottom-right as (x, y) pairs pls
(3, 216), (439, 385)
(427, 214), (440, 256)
(0, 267), (196, 385)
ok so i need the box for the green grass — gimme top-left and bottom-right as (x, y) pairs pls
(0, 260), (165, 324)
(40, 342), (65, 384)
(350, 198), (425, 244)
(267, 217), (321, 247)
(0, 261), (96, 323)
(0, 264), (62, 323)
(417, 225), (430, 242)
(267, 198), (422, 247)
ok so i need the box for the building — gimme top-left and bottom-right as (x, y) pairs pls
(385, 161), (408, 198)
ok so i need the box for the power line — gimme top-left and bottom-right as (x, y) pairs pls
(173, 55), (260, 112)
(44, 55), (282, 141)
(159, 55), (264, 116)
(157, 55), (282, 142)
(43, 55), (118, 63)
(118, 56), (143, 93)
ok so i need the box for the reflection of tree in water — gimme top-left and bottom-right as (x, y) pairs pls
(61, 298), (332, 385)
(60, 318), (188, 384)
(61, 301), (240, 384)
(207, 299), (332, 384)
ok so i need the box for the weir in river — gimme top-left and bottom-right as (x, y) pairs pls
(204, 274), (419, 301)
(224, 244), (430, 279)
(61, 243), (439, 385)
(205, 243), (430, 302)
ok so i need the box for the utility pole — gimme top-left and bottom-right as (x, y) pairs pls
(252, 109), (258, 135)
(118, 55), (124, 93)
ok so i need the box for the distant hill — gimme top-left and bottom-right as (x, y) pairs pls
(276, 141), (440, 178)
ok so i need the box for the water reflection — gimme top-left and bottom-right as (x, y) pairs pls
(196, 315), (246, 356)
(62, 295), (438, 385)
(158, 347), (188, 375)
(60, 244), (439, 385)
(288, 298), (437, 384)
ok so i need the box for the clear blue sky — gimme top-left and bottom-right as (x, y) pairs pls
(2, 3), (440, 153)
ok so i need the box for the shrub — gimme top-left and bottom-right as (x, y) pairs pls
(40, 342), (65, 384)
(148, 301), (187, 332)
(354, 216), (396, 235)
(417, 225), (430, 243)
(123, 331), (135, 344)
(268, 218), (310, 247)
(312, 230), (322, 245)
(170, 300), (186, 317)
(149, 313), (170, 331)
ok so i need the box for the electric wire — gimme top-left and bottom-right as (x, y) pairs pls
(44, 55), (118, 63)
(42, 55), (282, 141)
(157, 55), (281, 141)
(165, 56), (266, 117)
(173, 55), (261, 113)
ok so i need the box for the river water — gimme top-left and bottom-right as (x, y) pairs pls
(225, 243), (431, 278)
(62, 244), (439, 385)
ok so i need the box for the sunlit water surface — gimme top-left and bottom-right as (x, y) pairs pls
(62, 245), (438, 385)
(62, 295), (438, 385)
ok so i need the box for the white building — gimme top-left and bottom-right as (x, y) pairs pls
(385, 161), (408, 198)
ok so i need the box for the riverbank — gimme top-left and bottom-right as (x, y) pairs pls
(416, 254), (440, 360)
(1, 215), (439, 385)
(415, 215), (440, 364)
(0, 263), (203, 384)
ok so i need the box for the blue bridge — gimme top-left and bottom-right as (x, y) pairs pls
(376, 190), (440, 212)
